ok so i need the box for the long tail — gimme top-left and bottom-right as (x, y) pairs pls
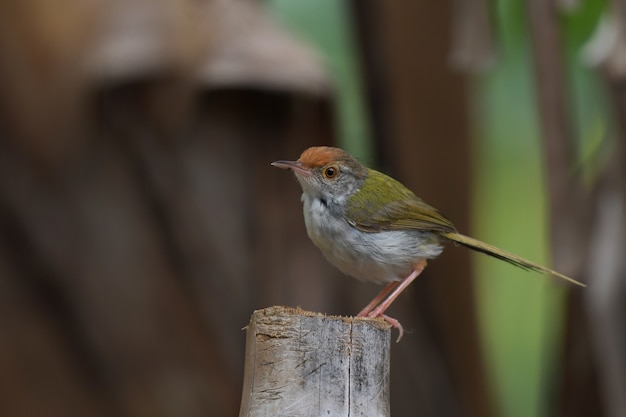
(441, 232), (586, 287)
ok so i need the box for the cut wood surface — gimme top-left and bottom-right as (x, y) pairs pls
(239, 306), (391, 417)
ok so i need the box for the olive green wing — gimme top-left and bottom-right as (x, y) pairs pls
(345, 169), (456, 233)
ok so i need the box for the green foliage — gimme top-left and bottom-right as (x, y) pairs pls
(474, 2), (606, 416)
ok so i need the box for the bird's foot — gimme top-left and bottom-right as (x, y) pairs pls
(368, 312), (404, 342)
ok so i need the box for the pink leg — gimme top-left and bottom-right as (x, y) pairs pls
(368, 259), (427, 319)
(357, 281), (400, 317)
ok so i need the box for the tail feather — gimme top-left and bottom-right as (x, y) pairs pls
(441, 232), (586, 287)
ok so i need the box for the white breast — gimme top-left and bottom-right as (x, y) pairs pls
(301, 194), (444, 284)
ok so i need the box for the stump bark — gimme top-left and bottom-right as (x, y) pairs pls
(239, 306), (391, 417)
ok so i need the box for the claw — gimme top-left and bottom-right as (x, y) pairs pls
(369, 312), (404, 342)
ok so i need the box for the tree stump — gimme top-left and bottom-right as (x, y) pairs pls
(239, 306), (391, 417)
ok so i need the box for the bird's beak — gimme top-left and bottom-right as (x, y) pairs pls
(271, 160), (312, 177)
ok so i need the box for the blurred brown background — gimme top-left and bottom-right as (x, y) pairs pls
(0, 1), (624, 417)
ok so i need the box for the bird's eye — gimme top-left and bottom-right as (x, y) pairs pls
(323, 166), (339, 179)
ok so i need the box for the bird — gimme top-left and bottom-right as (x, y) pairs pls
(271, 146), (585, 341)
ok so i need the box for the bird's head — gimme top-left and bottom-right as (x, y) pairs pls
(271, 146), (368, 204)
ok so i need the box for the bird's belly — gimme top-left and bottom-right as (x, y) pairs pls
(321, 229), (442, 284)
(303, 201), (443, 284)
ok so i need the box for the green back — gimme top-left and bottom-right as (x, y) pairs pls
(346, 168), (456, 233)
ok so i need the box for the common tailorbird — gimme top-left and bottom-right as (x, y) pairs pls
(272, 146), (585, 341)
